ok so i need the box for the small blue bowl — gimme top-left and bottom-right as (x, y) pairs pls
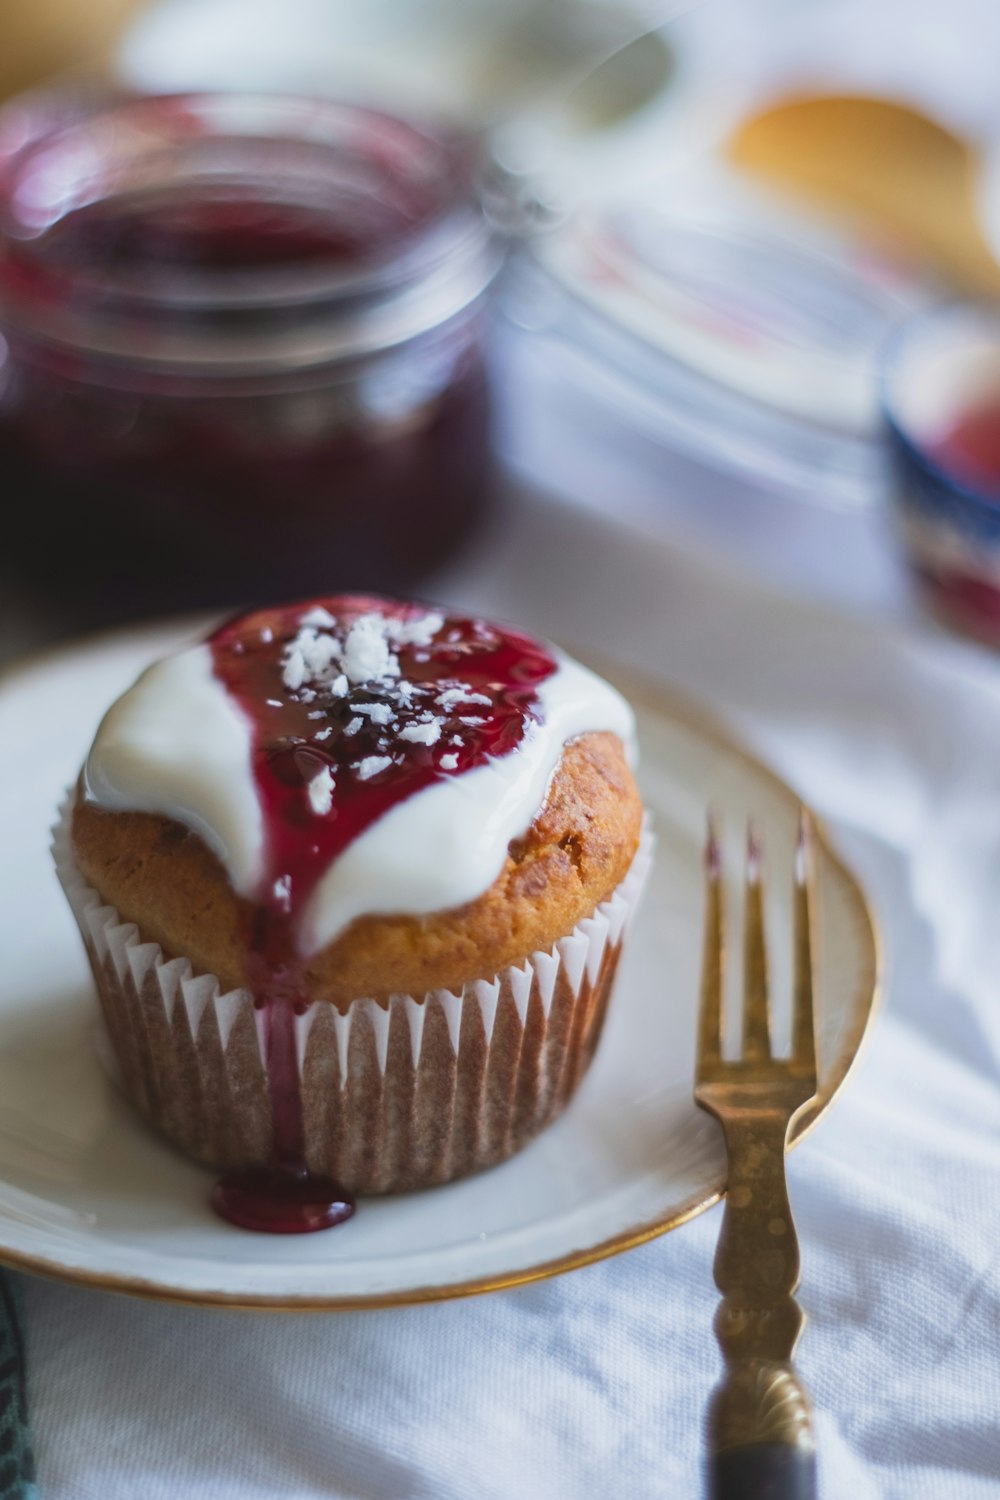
(881, 304), (1000, 642)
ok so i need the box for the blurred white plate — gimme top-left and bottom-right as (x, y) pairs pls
(0, 623), (878, 1308)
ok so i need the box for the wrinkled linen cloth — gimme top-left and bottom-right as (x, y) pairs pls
(22, 480), (1000, 1499)
(0, 1281), (34, 1500)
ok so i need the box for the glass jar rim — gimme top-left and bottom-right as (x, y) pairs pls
(0, 90), (501, 370)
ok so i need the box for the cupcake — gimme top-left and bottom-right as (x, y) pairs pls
(55, 595), (648, 1222)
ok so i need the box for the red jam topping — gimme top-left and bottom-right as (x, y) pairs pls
(207, 595), (557, 1231)
(927, 397), (1000, 497)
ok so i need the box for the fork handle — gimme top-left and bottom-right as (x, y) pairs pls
(711, 1442), (816, 1500)
(709, 1359), (816, 1500)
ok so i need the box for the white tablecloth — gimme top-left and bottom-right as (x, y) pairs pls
(24, 471), (1000, 1498)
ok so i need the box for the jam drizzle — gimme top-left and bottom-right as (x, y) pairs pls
(207, 594), (556, 1231)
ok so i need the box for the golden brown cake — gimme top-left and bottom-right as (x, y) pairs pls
(55, 595), (648, 1218)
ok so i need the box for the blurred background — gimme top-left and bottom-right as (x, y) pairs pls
(2, 0), (1000, 654)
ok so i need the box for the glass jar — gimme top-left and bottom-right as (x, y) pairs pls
(0, 93), (501, 624)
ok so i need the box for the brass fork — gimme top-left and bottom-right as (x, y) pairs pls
(695, 816), (818, 1500)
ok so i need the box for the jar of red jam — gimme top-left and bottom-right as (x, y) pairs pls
(0, 93), (500, 624)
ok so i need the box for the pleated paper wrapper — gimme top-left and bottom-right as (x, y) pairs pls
(54, 805), (652, 1194)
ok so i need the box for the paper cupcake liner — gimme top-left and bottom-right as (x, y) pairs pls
(53, 805), (652, 1194)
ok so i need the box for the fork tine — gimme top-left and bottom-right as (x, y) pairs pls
(742, 822), (772, 1061)
(696, 814), (724, 1080)
(792, 808), (818, 1077)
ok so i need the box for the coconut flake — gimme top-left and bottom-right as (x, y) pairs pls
(355, 755), (392, 781)
(299, 606), (335, 628)
(354, 702), (394, 725)
(282, 648), (306, 691)
(342, 615), (399, 685)
(436, 686), (491, 710)
(399, 720), (442, 746)
(307, 765), (334, 816)
(297, 631), (340, 681)
(388, 611), (444, 648)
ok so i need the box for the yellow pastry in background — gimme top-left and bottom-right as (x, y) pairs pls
(729, 94), (1000, 298)
(0, 0), (140, 101)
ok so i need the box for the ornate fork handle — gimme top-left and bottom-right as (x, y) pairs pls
(708, 1115), (816, 1500)
(695, 820), (819, 1500)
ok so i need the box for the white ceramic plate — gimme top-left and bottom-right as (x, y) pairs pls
(0, 625), (878, 1308)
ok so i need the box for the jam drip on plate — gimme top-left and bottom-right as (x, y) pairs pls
(210, 1169), (354, 1235)
(207, 594), (557, 1231)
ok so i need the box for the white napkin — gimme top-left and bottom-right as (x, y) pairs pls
(25, 490), (1000, 1499)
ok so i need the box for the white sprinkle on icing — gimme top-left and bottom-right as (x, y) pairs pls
(266, 698), (283, 708)
(437, 687), (491, 710)
(356, 755), (392, 781)
(341, 616), (399, 685)
(307, 765), (334, 816)
(272, 607), (509, 781)
(273, 874), (292, 911)
(260, 627), (274, 643)
(387, 610), (445, 647)
(439, 753), (459, 771)
(354, 702), (393, 725)
(283, 649), (306, 691)
(399, 720), (442, 746)
(296, 631), (340, 682)
(300, 606), (335, 628)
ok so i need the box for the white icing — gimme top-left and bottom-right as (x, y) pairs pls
(83, 629), (636, 955)
(83, 648), (263, 892)
(302, 654), (635, 952)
